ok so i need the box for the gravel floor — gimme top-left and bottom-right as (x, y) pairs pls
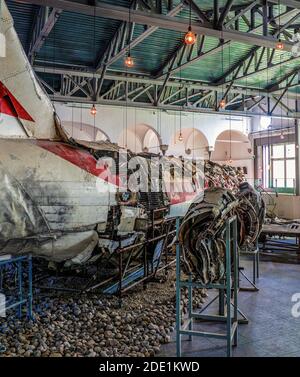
(0, 269), (206, 357)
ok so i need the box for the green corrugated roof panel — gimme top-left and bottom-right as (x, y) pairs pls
(5, 0), (300, 96)
(110, 26), (183, 74)
(173, 40), (253, 82)
(36, 11), (122, 67)
(6, 0), (39, 53)
(236, 58), (300, 89)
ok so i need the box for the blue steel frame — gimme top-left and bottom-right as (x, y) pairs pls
(239, 239), (260, 292)
(0, 255), (33, 320)
(176, 216), (239, 358)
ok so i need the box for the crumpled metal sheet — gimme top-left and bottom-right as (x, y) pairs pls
(0, 230), (98, 266)
(44, 230), (99, 265)
(237, 182), (266, 248)
(179, 184), (265, 284)
(0, 162), (99, 266)
(0, 163), (49, 241)
(205, 161), (245, 191)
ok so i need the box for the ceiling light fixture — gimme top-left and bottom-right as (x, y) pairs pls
(184, 2), (197, 45)
(219, 99), (226, 109)
(185, 27), (197, 45)
(125, 6), (134, 68)
(124, 54), (134, 68)
(90, 104), (97, 116)
(276, 39), (284, 50)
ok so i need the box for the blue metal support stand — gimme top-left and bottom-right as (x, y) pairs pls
(176, 216), (239, 358)
(239, 239), (260, 292)
(0, 255), (33, 320)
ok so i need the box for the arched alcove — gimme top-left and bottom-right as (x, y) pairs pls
(118, 123), (161, 154)
(62, 121), (110, 142)
(211, 130), (252, 161)
(211, 129), (254, 182)
(117, 129), (143, 152)
(168, 128), (209, 159)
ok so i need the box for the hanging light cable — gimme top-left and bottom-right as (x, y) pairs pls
(125, 5), (134, 67)
(125, 83), (128, 148)
(80, 102), (83, 131)
(91, 104), (97, 116)
(91, 6), (97, 117)
(229, 115), (232, 163)
(178, 111), (183, 141)
(276, 0), (284, 50)
(229, 44), (232, 163)
(192, 112), (195, 160)
(134, 107), (137, 153)
(280, 55), (285, 139)
(219, 33), (226, 109)
(71, 103), (74, 138)
(178, 68), (183, 141)
(184, 1), (197, 45)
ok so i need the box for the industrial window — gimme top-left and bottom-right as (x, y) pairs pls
(269, 143), (296, 190)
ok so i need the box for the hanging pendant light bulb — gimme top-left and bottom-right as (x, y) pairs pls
(184, 26), (197, 45)
(124, 7), (134, 68)
(90, 104), (97, 116)
(184, 2), (196, 45)
(178, 132), (183, 142)
(219, 99), (226, 109)
(90, 9), (97, 118)
(276, 2), (284, 50)
(276, 39), (284, 50)
(124, 53), (134, 68)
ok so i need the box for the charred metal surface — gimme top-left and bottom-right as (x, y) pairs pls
(0, 163), (49, 240)
(205, 160), (245, 190)
(179, 183), (265, 284)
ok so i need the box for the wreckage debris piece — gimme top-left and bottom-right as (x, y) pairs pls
(179, 184), (265, 284)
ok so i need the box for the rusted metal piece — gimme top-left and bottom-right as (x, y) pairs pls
(179, 183), (265, 284)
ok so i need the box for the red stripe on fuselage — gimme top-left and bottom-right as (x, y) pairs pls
(36, 140), (199, 204)
(36, 140), (122, 187)
(0, 81), (34, 122)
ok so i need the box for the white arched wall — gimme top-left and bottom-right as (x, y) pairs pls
(117, 123), (161, 153)
(54, 103), (252, 166)
(212, 130), (254, 184)
(62, 121), (109, 142)
(142, 127), (161, 154)
(168, 128), (209, 159)
(54, 103), (250, 148)
(117, 128), (142, 152)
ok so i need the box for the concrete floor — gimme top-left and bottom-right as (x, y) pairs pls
(159, 258), (300, 357)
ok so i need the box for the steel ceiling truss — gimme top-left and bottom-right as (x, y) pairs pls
(35, 65), (299, 118)
(28, 6), (62, 63)
(95, 1), (184, 73)
(18, 0), (300, 118)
